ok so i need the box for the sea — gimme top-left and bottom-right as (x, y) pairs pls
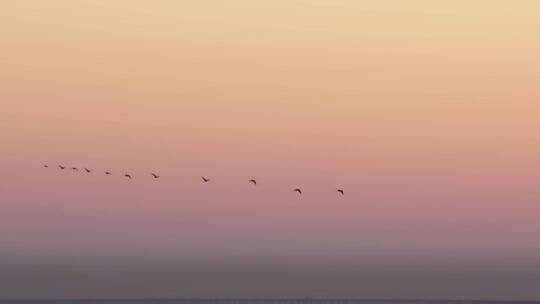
(0, 300), (538, 304)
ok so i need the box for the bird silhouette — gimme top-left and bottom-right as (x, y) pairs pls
(44, 165), (49, 168)
(151, 173), (160, 179)
(337, 189), (344, 195)
(293, 188), (302, 194)
(105, 171), (112, 175)
(201, 176), (210, 182)
(249, 179), (257, 185)
(59, 165), (66, 170)
(71, 167), (78, 171)
(84, 168), (91, 173)
(124, 174), (132, 179)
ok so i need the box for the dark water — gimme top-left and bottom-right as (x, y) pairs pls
(1, 300), (538, 304)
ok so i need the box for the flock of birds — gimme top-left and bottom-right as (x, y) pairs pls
(44, 164), (345, 196)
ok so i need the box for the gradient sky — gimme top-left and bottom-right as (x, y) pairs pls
(2, 0), (540, 300)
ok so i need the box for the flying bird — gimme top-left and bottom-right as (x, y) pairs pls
(151, 173), (160, 179)
(84, 168), (91, 173)
(337, 189), (344, 195)
(293, 188), (302, 195)
(249, 179), (257, 185)
(71, 167), (78, 171)
(58, 165), (66, 170)
(43, 165), (49, 168)
(201, 176), (210, 182)
(124, 174), (132, 179)
(105, 171), (112, 175)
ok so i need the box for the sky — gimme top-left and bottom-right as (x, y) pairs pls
(1, 0), (540, 300)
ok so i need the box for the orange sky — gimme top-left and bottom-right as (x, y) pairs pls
(2, 1), (540, 292)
